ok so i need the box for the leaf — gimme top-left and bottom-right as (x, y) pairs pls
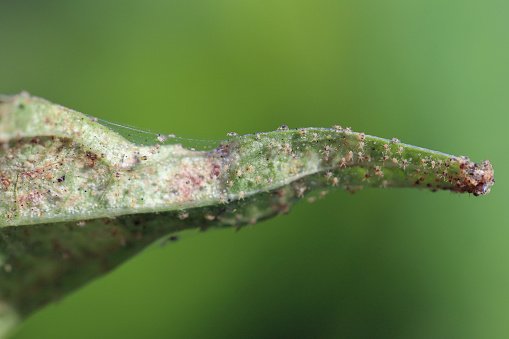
(0, 93), (494, 337)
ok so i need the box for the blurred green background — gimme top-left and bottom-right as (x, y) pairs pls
(1, 1), (507, 338)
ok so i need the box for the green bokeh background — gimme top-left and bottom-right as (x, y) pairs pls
(1, 1), (507, 338)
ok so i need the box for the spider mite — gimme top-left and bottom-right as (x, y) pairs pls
(321, 145), (331, 156)
(325, 171), (333, 180)
(401, 159), (408, 170)
(339, 157), (346, 168)
(284, 143), (292, 153)
(346, 151), (354, 161)
(157, 134), (167, 142)
(296, 186), (306, 198)
(374, 167), (384, 179)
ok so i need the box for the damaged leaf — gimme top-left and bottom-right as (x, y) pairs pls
(0, 93), (494, 337)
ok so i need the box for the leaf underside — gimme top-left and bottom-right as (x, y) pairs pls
(0, 93), (494, 336)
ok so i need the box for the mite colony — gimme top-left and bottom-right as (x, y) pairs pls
(0, 93), (494, 241)
(0, 124), (494, 228)
(221, 126), (494, 205)
(0, 95), (494, 228)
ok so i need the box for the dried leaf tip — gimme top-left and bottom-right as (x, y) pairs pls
(453, 157), (494, 196)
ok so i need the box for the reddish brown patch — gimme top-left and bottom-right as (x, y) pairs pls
(21, 161), (61, 180)
(210, 163), (221, 178)
(449, 157), (494, 196)
(84, 152), (98, 168)
(17, 189), (45, 209)
(214, 143), (233, 158)
(0, 175), (10, 190)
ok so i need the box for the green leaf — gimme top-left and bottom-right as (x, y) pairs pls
(0, 93), (494, 337)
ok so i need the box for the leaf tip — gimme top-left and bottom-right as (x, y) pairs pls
(453, 157), (494, 196)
